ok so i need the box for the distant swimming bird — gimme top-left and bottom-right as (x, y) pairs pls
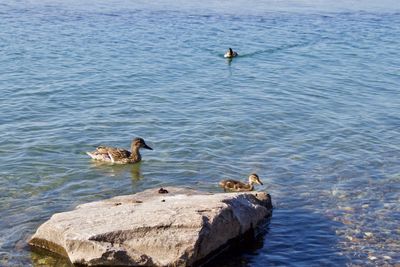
(219, 173), (263, 192)
(86, 137), (152, 164)
(224, 48), (238, 58)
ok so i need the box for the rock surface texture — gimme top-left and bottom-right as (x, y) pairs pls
(29, 187), (272, 266)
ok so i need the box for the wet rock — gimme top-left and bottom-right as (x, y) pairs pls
(29, 187), (272, 266)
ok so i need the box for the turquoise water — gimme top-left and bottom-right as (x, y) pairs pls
(1, 0), (399, 266)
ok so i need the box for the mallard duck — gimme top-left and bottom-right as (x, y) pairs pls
(86, 137), (152, 164)
(224, 48), (238, 58)
(219, 173), (263, 192)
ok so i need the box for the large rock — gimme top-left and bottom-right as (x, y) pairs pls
(29, 187), (272, 266)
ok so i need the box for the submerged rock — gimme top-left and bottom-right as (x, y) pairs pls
(29, 187), (272, 266)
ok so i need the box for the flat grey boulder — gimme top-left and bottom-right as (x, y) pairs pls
(29, 187), (272, 266)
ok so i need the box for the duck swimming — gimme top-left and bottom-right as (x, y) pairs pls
(219, 173), (263, 192)
(86, 137), (152, 164)
(224, 48), (238, 58)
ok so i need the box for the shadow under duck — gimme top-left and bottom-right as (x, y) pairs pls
(219, 173), (263, 192)
(86, 137), (152, 164)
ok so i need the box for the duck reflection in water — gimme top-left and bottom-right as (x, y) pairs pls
(90, 160), (143, 181)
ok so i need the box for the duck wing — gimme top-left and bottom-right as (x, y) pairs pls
(86, 146), (130, 162)
(86, 146), (112, 161)
(219, 179), (247, 190)
(105, 147), (131, 162)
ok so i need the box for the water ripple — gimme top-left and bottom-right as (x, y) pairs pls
(0, 2), (399, 266)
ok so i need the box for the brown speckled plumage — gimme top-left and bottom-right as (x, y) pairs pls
(219, 173), (263, 192)
(86, 137), (152, 164)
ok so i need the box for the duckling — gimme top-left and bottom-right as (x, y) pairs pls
(224, 48), (238, 58)
(86, 137), (152, 164)
(219, 173), (263, 192)
(158, 188), (169, 194)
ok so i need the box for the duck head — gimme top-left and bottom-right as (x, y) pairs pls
(225, 48), (233, 58)
(132, 137), (153, 150)
(224, 48), (238, 58)
(248, 173), (263, 185)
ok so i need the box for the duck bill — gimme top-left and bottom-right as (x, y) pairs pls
(143, 143), (153, 150)
(258, 181), (263, 185)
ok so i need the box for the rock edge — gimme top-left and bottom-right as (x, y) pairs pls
(29, 187), (272, 266)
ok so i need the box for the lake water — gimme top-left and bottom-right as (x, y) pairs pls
(0, 0), (399, 266)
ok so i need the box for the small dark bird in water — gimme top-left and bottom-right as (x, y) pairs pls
(86, 137), (152, 164)
(158, 188), (169, 194)
(219, 173), (263, 192)
(224, 47), (238, 58)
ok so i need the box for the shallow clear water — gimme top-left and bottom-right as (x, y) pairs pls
(0, 0), (399, 266)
